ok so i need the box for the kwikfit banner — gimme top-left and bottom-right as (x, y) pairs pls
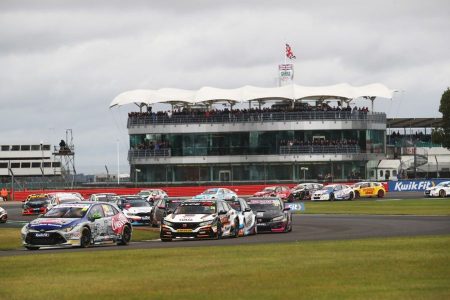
(389, 179), (447, 192)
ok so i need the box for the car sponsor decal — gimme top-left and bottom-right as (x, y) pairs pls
(388, 179), (446, 192)
(111, 213), (128, 234)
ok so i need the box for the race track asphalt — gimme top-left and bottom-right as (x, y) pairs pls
(1, 192), (449, 257)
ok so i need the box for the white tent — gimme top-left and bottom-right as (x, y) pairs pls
(109, 83), (397, 108)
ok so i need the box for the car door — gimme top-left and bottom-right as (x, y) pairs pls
(241, 200), (253, 229)
(87, 204), (107, 242)
(102, 204), (117, 240)
(334, 185), (344, 199)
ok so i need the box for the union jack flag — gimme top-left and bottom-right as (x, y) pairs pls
(285, 43), (296, 59)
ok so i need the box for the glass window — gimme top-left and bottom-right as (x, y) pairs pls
(11, 145), (20, 151)
(21, 145), (30, 151)
(379, 170), (384, 177)
(52, 162), (61, 168)
(21, 162), (31, 168)
(0, 163), (7, 168)
(32, 162), (41, 168)
(31, 145), (40, 151)
(43, 162), (51, 168)
(88, 205), (104, 218)
(11, 162), (20, 168)
(102, 204), (115, 217)
(393, 170), (397, 176)
(1, 145), (9, 151)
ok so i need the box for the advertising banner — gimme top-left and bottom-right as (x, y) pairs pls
(279, 64), (293, 82)
(285, 202), (305, 212)
(388, 179), (447, 192)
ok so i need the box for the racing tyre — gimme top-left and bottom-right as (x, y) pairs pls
(287, 194), (294, 203)
(0, 215), (7, 223)
(377, 190), (385, 198)
(348, 192), (354, 200)
(355, 191), (360, 199)
(216, 222), (223, 240)
(80, 228), (91, 248)
(233, 218), (239, 238)
(330, 193), (335, 201)
(25, 246), (39, 250)
(439, 190), (446, 198)
(117, 225), (131, 246)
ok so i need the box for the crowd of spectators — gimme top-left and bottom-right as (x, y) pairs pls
(133, 140), (171, 151)
(128, 103), (370, 120)
(280, 138), (359, 147)
(388, 131), (431, 144)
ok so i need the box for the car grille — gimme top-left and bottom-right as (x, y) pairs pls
(136, 212), (151, 216)
(25, 232), (66, 245)
(257, 217), (273, 223)
(26, 203), (46, 208)
(172, 222), (200, 230)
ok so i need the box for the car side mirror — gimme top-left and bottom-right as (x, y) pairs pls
(218, 210), (227, 215)
(283, 207), (291, 211)
(88, 213), (102, 222)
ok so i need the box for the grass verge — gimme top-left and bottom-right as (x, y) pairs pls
(0, 227), (159, 251)
(1, 235), (449, 299)
(302, 198), (450, 215)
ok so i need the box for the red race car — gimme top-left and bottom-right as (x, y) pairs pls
(253, 186), (292, 202)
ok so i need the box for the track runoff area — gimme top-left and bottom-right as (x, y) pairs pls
(0, 191), (449, 255)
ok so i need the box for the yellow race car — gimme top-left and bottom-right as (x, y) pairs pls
(352, 182), (386, 198)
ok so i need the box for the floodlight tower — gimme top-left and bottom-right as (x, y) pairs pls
(53, 129), (77, 188)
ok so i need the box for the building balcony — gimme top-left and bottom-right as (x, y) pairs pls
(279, 145), (361, 154)
(127, 111), (386, 128)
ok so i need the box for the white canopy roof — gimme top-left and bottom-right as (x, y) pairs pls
(110, 83), (396, 108)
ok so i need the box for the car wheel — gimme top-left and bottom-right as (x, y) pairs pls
(25, 246), (39, 250)
(355, 191), (360, 199)
(287, 194), (294, 203)
(377, 190), (385, 198)
(0, 215), (7, 223)
(216, 221), (223, 240)
(80, 228), (91, 248)
(330, 193), (335, 201)
(117, 225), (131, 246)
(439, 190), (446, 198)
(348, 192), (354, 200)
(233, 218), (239, 238)
(252, 223), (258, 235)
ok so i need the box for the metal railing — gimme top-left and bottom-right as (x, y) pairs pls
(128, 149), (172, 160)
(128, 111), (386, 127)
(280, 145), (361, 154)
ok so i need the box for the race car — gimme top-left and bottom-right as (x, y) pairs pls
(424, 181), (450, 198)
(150, 198), (185, 227)
(246, 197), (292, 233)
(311, 184), (355, 201)
(0, 206), (7, 223)
(138, 189), (168, 204)
(289, 183), (324, 201)
(21, 202), (132, 250)
(89, 193), (117, 202)
(253, 186), (292, 202)
(22, 194), (60, 215)
(352, 182), (386, 198)
(193, 188), (237, 201)
(121, 199), (153, 225)
(47, 192), (84, 204)
(225, 198), (257, 236)
(160, 200), (239, 241)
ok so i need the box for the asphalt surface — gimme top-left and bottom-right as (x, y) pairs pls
(0, 191), (449, 257)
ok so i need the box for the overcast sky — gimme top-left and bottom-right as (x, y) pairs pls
(1, 0), (449, 174)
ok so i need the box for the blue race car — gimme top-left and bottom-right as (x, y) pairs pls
(21, 202), (132, 250)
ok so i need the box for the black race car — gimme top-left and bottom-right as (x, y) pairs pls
(290, 183), (323, 201)
(150, 198), (185, 227)
(246, 197), (292, 233)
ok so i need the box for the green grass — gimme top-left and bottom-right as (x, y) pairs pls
(0, 235), (449, 299)
(302, 199), (450, 215)
(0, 227), (159, 251)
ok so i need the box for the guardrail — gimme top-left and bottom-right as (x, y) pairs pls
(128, 111), (386, 127)
(128, 149), (171, 159)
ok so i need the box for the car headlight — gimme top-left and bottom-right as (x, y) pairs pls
(199, 220), (214, 227)
(21, 224), (29, 235)
(162, 219), (173, 226)
(272, 215), (285, 222)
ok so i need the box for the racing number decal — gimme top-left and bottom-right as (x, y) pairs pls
(364, 188), (374, 195)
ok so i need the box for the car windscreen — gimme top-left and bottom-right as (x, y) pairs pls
(167, 201), (183, 210)
(263, 187), (275, 192)
(174, 202), (216, 214)
(95, 195), (109, 201)
(226, 201), (241, 211)
(294, 184), (306, 189)
(247, 200), (281, 211)
(323, 186), (336, 192)
(436, 182), (449, 187)
(27, 197), (49, 203)
(138, 191), (151, 196)
(127, 200), (150, 207)
(44, 206), (89, 218)
(203, 189), (218, 195)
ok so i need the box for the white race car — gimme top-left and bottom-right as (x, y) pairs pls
(193, 188), (237, 201)
(424, 181), (450, 198)
(121, 199), (153, 225)
(225, 198), (257, 236)
(160, 200), (239, 241)
(0, 206), (7, 223)
(312, 184), (355, 201)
